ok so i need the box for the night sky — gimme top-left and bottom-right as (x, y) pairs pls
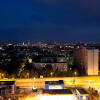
(0, 0), (100, 42)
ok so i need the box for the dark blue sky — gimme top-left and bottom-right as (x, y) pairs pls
(0, 0), (100, 42)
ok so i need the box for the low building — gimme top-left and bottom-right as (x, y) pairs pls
(33, 56), (68, 72)
(41, 89), (74, 100)
(34, 62), (67, 72)
(45, 80), (65, 90)
(0, 81), (16, 95)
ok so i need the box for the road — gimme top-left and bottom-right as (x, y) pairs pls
(15, 76), (100, 93)
(0, 76), (100, 99)
(1, 76), (100, 90)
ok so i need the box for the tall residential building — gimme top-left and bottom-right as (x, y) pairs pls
(74, 46), (99, 75)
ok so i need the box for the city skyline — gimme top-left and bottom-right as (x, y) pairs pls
(0, 0), (100, 42)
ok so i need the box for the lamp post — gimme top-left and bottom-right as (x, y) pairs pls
(2, 73), (4, 79)
(27, 72), (29, 78)
(74, 71), (77, 77)
(74, 71), (77, 88)
(33, 77), (36, 89)
(50, 72), (53, 77)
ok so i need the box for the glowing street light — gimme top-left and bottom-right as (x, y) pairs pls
(73, 71), (77, 88)
(50, 72), (53, 77)
(74, 72), (77, 77)
(2, 73), (4, 79)
(33, 77), (36, 89)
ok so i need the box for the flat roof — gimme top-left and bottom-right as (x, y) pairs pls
(45, 80), (64, 85)
(0, 81), (16, 85)
(43, 89), (73, 95)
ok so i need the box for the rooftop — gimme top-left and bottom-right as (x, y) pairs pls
(43, 89), (73, 95)
(45, 80), (64, 85)
(0, 81), (16, 85)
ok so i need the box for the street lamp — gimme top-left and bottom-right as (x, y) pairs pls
(70, 68), (72, 71)
(2, 73), (4, 79)
(73, 71), (77, 88)
(74, 71), (77, 77)
(27, 72), (29, 78)
(33, 77), (36, 89)
(50, 72), (53, 77)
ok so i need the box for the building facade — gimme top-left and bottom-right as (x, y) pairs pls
(34, 62), (68, 72)
(74, 46), (99, 75)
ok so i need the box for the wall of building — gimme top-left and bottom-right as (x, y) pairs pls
(15, 76), (100, 92)
(74, 46), (99, 76)
(34, 63), (67, 72)
(87, 50), (99, 75)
